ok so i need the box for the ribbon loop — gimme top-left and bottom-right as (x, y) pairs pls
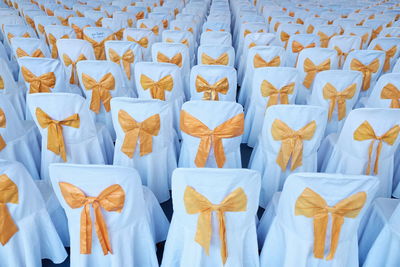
(82, 73), (115, 113)
(127, 36), (148, 48)
(317, 31), (336, 48)
(260, 80), (295, 107)
(201, 53), (229, 65)
(380, 83), (400, 108)
(323, 83), (357, 121)
(16, 48), (45, 58)
(374, 44), (397, 72)
(350, 58), (380, 91)
(253, 54), (280, 68)
(140, 74), (174, 100)
(108, 49), (134, 79)
(195, 75), (229, 100)
(63, 53), (87, 84)
(0, 174), (18, 246)
(303, 58), (331, 88)
(21, 66), (56, 93)
(157, 52), (182, 67)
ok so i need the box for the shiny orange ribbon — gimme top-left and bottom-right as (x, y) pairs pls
(0, 76), (3, 90)
(108, 49), (134, 79)
(114, 29), (124, 40)
(334, 46), (353, 67)
(36, 107), (80, 161)
(16, 48), (45, 58)
(63, 53), (87, 84)
(140, 74), (174, 100)
(274, 22), (281, 32)
(156, 52), (182, 67)
(353, 121), (400, 175)
(83, 33), (115, 60)
(380, 83), (400, 108)
(180, 110), (244, 168)
(350, 33), (369, 48)
(280, 31), (291, 49)
(127, 36), (148, 48)
(261, 80), (294, 107)
(350, 58), (380, 91)
(0, 109), (6, 151)
(140, 23), (159, 35)
(374, 44), (397, 72)
(201, 53), (229, 65)
(57, 15), (73, 26)
(135, 11), (145, 20)
(0, 174), (18, 246)
(253, 54), (281, 68)
(48, 34), (69, 59)
(82, 73), (115, 113)
(21, 67), (56, 93)
(296, 18), (304, 24)
(272, 119), (316, 171)
(371, 25), (383, 40)
(59, 182), (125, 255)
(118, 110), (160, 157)
(292, 41), (316, 53)
(165, 38), (189, 46)
(323, 82), (356, 121)
(71, 24), (88, 39)
(303, 58), (331, 88)
(195, 75), (229, 100)
(295, 187), (366, 260)
(7, 32), (30, 42)
(24, 16), (35, 28)
(162, 19), (168, 29)
(184, 186), (247, 264)
(317, 31), (336, 48)
(307, 24), (314, 34)
(38, 24), (45, 35)
(95, 17), (103, 27)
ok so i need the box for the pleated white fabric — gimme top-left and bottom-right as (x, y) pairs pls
(260, 172), (379, 267)
(161, 168), (261, 267)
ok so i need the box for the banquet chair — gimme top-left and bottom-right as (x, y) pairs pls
(368, 37), (400, 73)
(68, 16), (96, 39)
(179, 100), (244, 168)
(27, 93), (114, 180)
(101, 5), (120, 18)
(101, 18), (125, 40)
(238, 46), (286, 107)
(77, 60), (132, 140)
(332, 18), (357, 34)
(296, 47), (339, 104)
(344, 26), (372, 49)
(110, 97), (178, 202)
(161, 168), (261, 267)
(276, 22), (304, 49)
(235, 22), (268, 62)
(112, 11), (136, 28)
(259, 172), (379, 267)
(314, 24), (341, 48)
(45, 25), (75, 59)
(243, 67), (300, 147)
(0, 160), (67, 266)
(308, 70), (363, 135)
(83, 27), (115, 60)
(0, 15), (24, 43)
(2, 24), (36, 52)
(134, 61), (185, 132)
(170, 19), (198, 40)
(286, 33), (320, 67)
(197, 45), (235, 67)
(124, 28), (156, 61)
(328, 35), (362, 68)
(269, 16), (295, 34)
(49, 163), (169, 267)
(10, 37), (51, 59)
(320, 108), (400, 197)
(365, 73), (400, 109)
(202, 20), (230, 32)
(137, 18), (163, 39)
(33, 15), (59, 40)
(189, 65), (237, 102)
(72, 3), (92, 17)
(148, 12), (172, 30)
(105, 40), (142, 97)
(199, 30), (232, 46)
(249, 103), (327, 207)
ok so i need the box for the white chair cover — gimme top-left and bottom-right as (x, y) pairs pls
(137, 18), (163, 39)
(148, 12), (172, 31)
(162, 29), (196, 65)
(189, 64), (237, 101)
(286, 33), (320, 67)
(328, 35), (362, 67)
(197, 44), (235, 67)
(343, 26), (372, 49)
(2, 24), (37, 55)
(249, 105), (327, 207)
(101, 18), (125, 40)
(0, 160), (67, 266)
(45, 25), (76, 59)
(202, 21), (230, 32)
(260, 172), (379, 267)
(276, 23), (304, 49)
(111, 97), (178, 202)
(33, 16), (61, 41)
(365, 73), (400, 109)
(54, 9), (75, 27)
(68, 17), (96, 38)
(199, 31), (232, 46)
(308, 70), (363, 135)
(82, 26), (116, 60)
(124, 27), (156, 61)
(313, 24), (341, 48)
(10, 37), (51, 59)
(368, 37), (400, 73)
(379, 26), (400, 38)
(84, 10), (107, 27)
(49, 163), (169, 267)
(304, 17), (329, 35)
(178, 100), (244, 169)
(161, 168), (261, 267)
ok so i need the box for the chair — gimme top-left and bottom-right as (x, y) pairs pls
(199, 31), (232, 46)
(49, 163), (169, 267)
(149, 12), (172, 30)
(276, 23), (304, 49)
(54, 9), (75, 26)
(10, 37), (51, 59)
(68, 17), (96, 39)
(328, 35), (362, 68)
(343, 26), (372, 49)
(243, 67), (300, 147)
(179, 100), (244, 168)
(197, 45), (235, 67)
(189, 65), (237, 102)
(124, 28), (156, 61)
(101, 18), (125, 40)
(84, 10), (107, 27)
(368, 37), (400, 73)
(321, 108), (400, 197)
(314, 24), (341, 48)
(2, 24), (37, 55)
(137, 18), (163, 39)
(308, 70), (363, 135)
(161, 168), (261, 267)
(0, 160), (67, 266)
(110, 97), (178, 202)
(162, 30), (196, 64)
(259, 172), (379, 267)
(83, 27), (115, 60)
(303, 17), (328, 34)
(365, 73), (400, 109)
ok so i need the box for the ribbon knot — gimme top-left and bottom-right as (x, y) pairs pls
(195, 75), (229, 101)
(63, 53), (87, 84)
(83, 33), (115, 60)
(295, 187), (367, 260)
(16, 48), (45, 58)
(381, 83), (400, 108)
(108, 48), (134, 79)
(0, 174), (18, 246)
(157, 52), (182, 67)
(180, 110), (244, 168)
(272, 119), (316, 171)
(253, 54), (281, 68)
(353, 121), (400, 175)
(140, 74), (174, 100)
(82, 73), (115, 113)
(201, 53), (229, 65)
(127, 36), (148, 48)
(184, 186), (247, 264)
(303, 58), (331, 88)
(261, 80), (295, 107)
(374, 44), (397, 72)
(323, 82), (357, 121)
(59, 182), (125, 255)
(350, 58), (380, 91)
(21, 66), (56, 93)
(118, 110), (160, 157)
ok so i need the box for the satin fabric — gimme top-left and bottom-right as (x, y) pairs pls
(140, 74), (174, 101)
(323, 82), (357, 121)
(81, 73), (115, 113)
(108, 49), (134, 80)
(0, 173), (18, 246)
(21, 66), (56, 93)
(195, 75), (229, 101)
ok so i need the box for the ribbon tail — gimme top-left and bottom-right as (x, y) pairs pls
(122, 61), (131, 80)
(195, 211), (212, 255)
(194, 136), (212, 167)
(93, 203), (112, 255)
(267, 94), (278, 107)
(366, 140), (375, 175)
(363, 71), (371, 91)
(374, 140), (383, 175)
(313, 214), (328, 259)
(0, 134), (6, 151)
(290, 140), (303, 171)
(90, 89), (101, 113)
(80, 205), (92, 254)
(218, 210), (228, 264)
(328, 99), (335, 121)
(214, 137), (226, 168)
(0, 203), (18, 245)
(139, 132), (152, 156)
(303, 72), (314, 88)
(326, 215), (344, 260)
(121, 130), (139, 158)
(101, 90), (112, 112)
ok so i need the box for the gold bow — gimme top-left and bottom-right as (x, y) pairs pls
(381, 83), (400, 108)
(71, 24), (88, 39)
(7, 32), (30, 42)
(295, 187), (366, 260)
(25, 16), (35, 28)
(165, 38), (189, 46)
(36, 108), (80, 161)
(135, 11), (145, 20)
(371, 26), (383, 40)
(195, 75), (229, 100)
(109, 49), (134, 79)
(354, 121), (400, 175)
(118, 110), (160, 157)
(157, 52), (182, 67)
(82, 73), (115, 113)
(334, 46), (353, 67)
(57, 15), (72, 26)
(180, 110), (244, 168)
(296, 18), (304, 24)
(127, 36), (148, 48)
(0, 109), (6, 151)
(184, 186), (247, 264)
(350, 58), (380, 91)
(272, 119), (316, 171)
(201, 53), (229, 66)
(307, 24), (314, 34)
(0, 174), (18, 246)
(253, 54), (281, 68)
(63, 53), (87, 84)
(59, 182), (125, 255)
(114, 29), (124, 40)
(317, 31), (336, 48)
(323, 83), (356, 121)
(83, 33), (115, 60)
(140, 74), (173, 100)
(374, 44), (397, 72)
(303, 58), (331, 88)
(274, 22), (281, 32)
(0, 76), (3, 89)
(48, 34), (69, 59)
(16, 48), (45, 58)
(140, 23), (159, 35)
(261, 80), (295, 107)
(292, 41), (316, 53)
(280, 31), (291, 48)
(162, 19), (168, 29)
(21, 67), (56, 93)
